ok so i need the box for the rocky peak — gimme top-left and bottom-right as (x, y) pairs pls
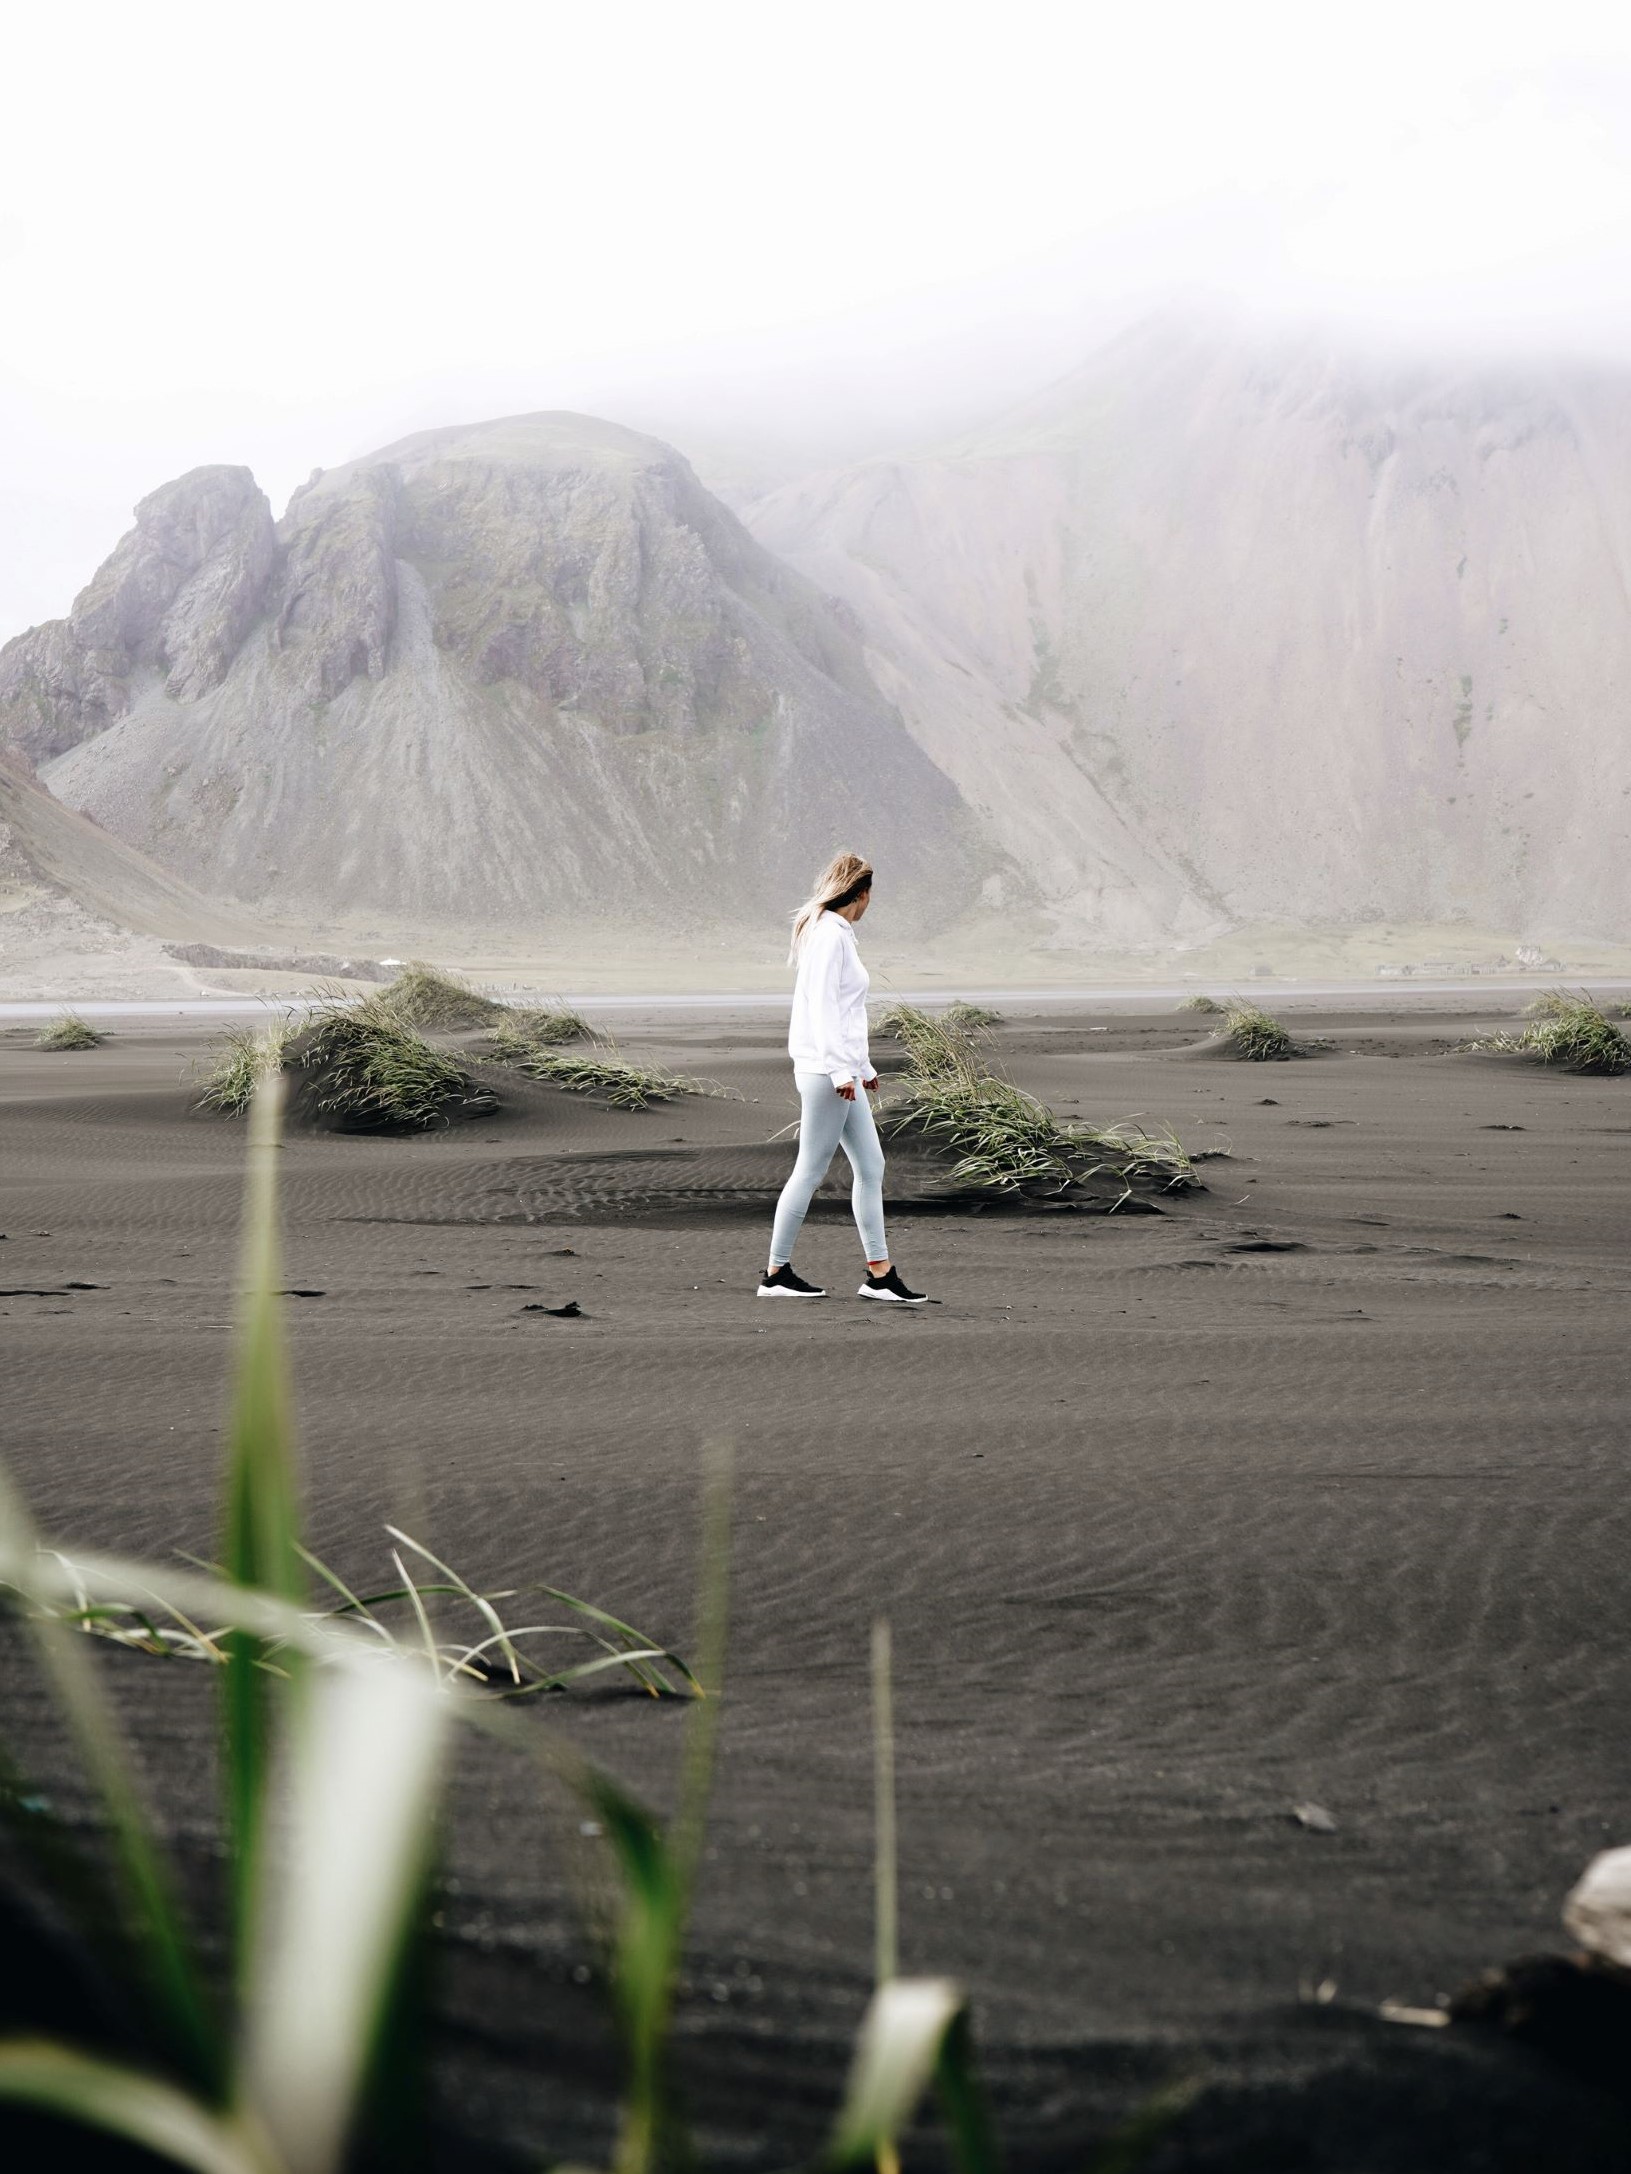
(0, 465), (274, 760)
(272, 463), (399, 702)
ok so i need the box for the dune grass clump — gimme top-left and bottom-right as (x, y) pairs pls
(505, 1045), (729, 1110)
(1472, 997), (1631, 1077)
(487, 1005), (594, 1059)
(376, 958), (505, 1029)
(1179, 993), (1224, 1014)
(1223, 1003), (1294, 1060)
(511, 1003), (593, 1044)
(34, 1011), (104, 1050)
(295, 995), (495, 1127)
(880, 1003), (1194, 1200)
(873, 999), (994, 1078)
(485, 1004), (725, 1109)
(197, 1017), (299, 1114)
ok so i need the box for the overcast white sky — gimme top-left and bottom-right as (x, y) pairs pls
(4, 0), (1631, 639)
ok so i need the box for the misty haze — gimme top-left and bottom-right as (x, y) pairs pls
(4, 7), (1631, 2173)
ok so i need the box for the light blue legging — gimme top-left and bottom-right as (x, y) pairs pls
(768, 1070), (888, 1266)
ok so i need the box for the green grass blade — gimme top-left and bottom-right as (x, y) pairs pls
(387, 1526), (523, 1685)
(578, 1767), (683, 2174)
(293, 1545), (395, 1643)
(828, 1979), (966, 2167)
(932, 2007), (1002, 2174)
(533, 1585), (703, 1697)
(321, 1580), (466, 1612)
(596, 1445), (730, 2174)
(0, 2043), (271, 2174)
(503, 1648), (674, 1694)
(222, 1071), (306, 1971)
(391, 1550), (443, 1678)
(0, 1463), (220, 2093)
(239, 1656), (449, 2174)
(872, 1617), (897, 1988)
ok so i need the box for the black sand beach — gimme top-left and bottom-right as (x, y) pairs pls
(4, 1004), (1631, 2168)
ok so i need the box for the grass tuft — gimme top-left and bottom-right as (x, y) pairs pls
(486, 1008), (595, 1069)
(501, 1004), (594, 1046)
(880, 1005), (1194, 1201)
(36, 1531), (698, 1700)
(873, 1001), (986, 1078)
(1470, 997), (1631, 1076)
(492, 1039), (730, 1110)
(292, 996), (495, 1128)
(1223, 1003), (1295, 1060)
(1522, 988), (1579, 1019)
(197, 1020), (299, 1115)
(375, 960), (504, 1029)
(35, 1012), (104, 1050)
(201, 1001), (491, 1127)
(1179, 993), (1224, 1014)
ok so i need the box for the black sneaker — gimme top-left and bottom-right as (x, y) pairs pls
(757, 1263), (826, 1299)
(858, 1267), (928, 1304)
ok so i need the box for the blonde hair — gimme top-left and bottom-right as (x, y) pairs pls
(789, 850), (873, 963)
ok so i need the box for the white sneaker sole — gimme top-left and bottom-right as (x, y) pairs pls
(857, 1286), (928, 1304)
(757, 1284), (826, 1299)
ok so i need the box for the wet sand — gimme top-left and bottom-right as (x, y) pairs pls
(3, 1006), (1631, 2168)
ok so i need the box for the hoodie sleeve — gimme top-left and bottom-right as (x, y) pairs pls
(855, 999), (873, 1082)
(809, 918), (854, 1086)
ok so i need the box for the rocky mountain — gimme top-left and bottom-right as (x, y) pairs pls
(748, 315), (1631, 947)
(0, 416), (977, 931)
(0, 468), (277, 764)
(12, 329), (1631, 959)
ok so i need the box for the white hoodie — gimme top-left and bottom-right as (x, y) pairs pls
(787, 910), (873, 1087)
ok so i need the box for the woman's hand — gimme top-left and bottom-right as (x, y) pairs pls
(862, 1076), (880, 1093)
(836, 1079), (857, 1101)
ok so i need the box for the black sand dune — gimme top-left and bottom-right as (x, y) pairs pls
(3, 1006), (1631, 2169)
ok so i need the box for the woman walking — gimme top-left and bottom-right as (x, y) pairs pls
(758, 852), (929, 1304)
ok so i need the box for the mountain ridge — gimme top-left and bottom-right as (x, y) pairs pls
(0, 413), (980, 934)
(9, 325), (1631, 957)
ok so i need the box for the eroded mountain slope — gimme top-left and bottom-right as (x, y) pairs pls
(749, 318), (1631, 945)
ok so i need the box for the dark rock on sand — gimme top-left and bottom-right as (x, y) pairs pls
(1449, 1952), (1631, 2107)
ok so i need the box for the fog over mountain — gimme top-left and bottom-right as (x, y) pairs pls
(749, 316), (1631, 947)
(4, 315), (1630, 957)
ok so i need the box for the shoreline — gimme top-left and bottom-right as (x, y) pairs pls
(5, 974), (1631, 1024)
